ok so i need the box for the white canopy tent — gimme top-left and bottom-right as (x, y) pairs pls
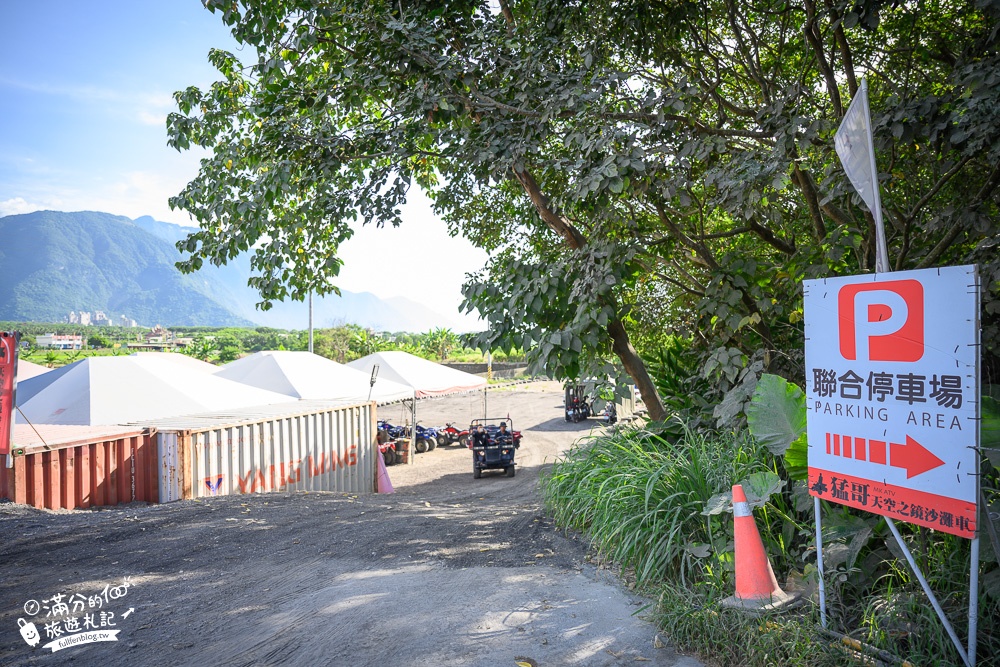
(15, 356), (297, 426)
(347, 352), (488, 459)
(15, 360), (50, 382)
(130, 351), (219, 374)
(347, 351), (486, 398)
(214, 351), (414, 404)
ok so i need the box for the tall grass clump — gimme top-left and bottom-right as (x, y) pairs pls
(541, 422), (769, 587)
(543, 419), (1000, 667)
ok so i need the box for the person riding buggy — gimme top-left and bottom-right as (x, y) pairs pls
(468, 418), (521, 478)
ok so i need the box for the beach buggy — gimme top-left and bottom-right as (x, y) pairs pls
(468, 417), (521, 478)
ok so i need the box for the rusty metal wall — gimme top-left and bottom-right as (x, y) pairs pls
(149, 402), (375, 501)
(1, 427), (158, 510)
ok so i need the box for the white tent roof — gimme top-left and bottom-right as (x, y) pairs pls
(15, 356), (297, 426)
(214, 351), (413, 403)
(130, 351), (219, 373)
(16, 360), (50, 382)
(347, 351), (486, 398)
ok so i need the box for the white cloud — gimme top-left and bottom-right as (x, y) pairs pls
(0, 197), (41, 217)
(137, 110), (168, 126)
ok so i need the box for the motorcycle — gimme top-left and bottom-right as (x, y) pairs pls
(378, 420), (408, 443)
(413, 423), (439, 453)
(378, 440), (399, 466)
(565, 396), (591, 423)
(435, 422), (467, 447)
(600, 402), (618, 425)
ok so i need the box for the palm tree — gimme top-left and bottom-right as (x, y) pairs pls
(183, 338), (216, 362)
(423, 328), (457, 361)
(349, 328), (382, 358)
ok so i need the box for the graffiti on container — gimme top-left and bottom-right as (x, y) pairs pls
(14, 577), (133, 654)
(204, 476), (224, 494)
(200, 444), (359, 495)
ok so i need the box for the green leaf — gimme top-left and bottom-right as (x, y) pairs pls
(783, 432), (809, 481)
(739, 471), (784, 508)
(701, 491), (732, 516)
(685, 542), (711, 558)
(746, 374), (806, 456)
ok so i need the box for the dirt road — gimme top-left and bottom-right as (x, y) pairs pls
(0, 381), (702, 666)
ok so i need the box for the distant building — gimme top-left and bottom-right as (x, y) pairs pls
(144, 325), (171, 344)
(67, 311), (93, 325)
(66, 310), (139, 327)
(36, 333), (83, 350)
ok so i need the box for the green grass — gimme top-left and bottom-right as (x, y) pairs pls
(542, 422), (770, 588)
(542, 423), (1000, 667)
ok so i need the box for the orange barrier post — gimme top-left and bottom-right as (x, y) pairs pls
(721, 484), (797, 612)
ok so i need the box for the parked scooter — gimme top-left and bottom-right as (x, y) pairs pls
(564, 395), (592, 423)
(600, 402), (618, 425)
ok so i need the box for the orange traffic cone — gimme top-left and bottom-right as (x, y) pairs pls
(721, 484), (797, 612)
(376, 450), (395, 494)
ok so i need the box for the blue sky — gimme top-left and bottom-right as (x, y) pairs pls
(0, 1), (487, 322)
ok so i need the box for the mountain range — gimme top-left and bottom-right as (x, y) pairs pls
(0, 210), (471, 331)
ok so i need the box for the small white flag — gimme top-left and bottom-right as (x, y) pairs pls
(834, 79), (890, 272)
(835, 84), (877, 213)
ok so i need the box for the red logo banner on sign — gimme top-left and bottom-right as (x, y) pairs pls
(0, 331), (20, 457)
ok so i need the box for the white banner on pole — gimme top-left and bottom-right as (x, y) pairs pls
(835, 79), (890, 272)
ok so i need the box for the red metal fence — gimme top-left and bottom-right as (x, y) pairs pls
(0, 425), (158, 510)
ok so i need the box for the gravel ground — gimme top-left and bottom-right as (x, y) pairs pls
(0, 381), (703, 667)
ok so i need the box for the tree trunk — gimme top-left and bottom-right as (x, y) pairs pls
(513, 166), (667, 420)
(607, 317), (668, 422)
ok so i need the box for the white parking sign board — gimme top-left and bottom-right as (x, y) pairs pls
(803, 265), (979, 539)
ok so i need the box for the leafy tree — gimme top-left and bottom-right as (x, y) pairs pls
(346, 326), (380, 358)
(314, 327), (353, 363)
(167, 0), (669, 419)
(88, 334), (111, 349)
(217, 345), (243, 363)
(423, 327), (458, 361)
(168, 0), (1000, 425)
(183, 337), (216, 362)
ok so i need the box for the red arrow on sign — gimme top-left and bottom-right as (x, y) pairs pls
(890, 435), (945, 479)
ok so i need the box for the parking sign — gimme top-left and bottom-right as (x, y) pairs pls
(803, 266), (979, 539)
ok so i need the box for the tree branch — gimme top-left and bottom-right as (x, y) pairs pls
(748, 219), (796, 255)
(511, 167), (586, 249)
(916, 160), (1000, 268)
(825, 0), (857, 96)
(803, 0), (843, 117)
(904, 155), (973, 225)
(791, 162), (827, 240)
